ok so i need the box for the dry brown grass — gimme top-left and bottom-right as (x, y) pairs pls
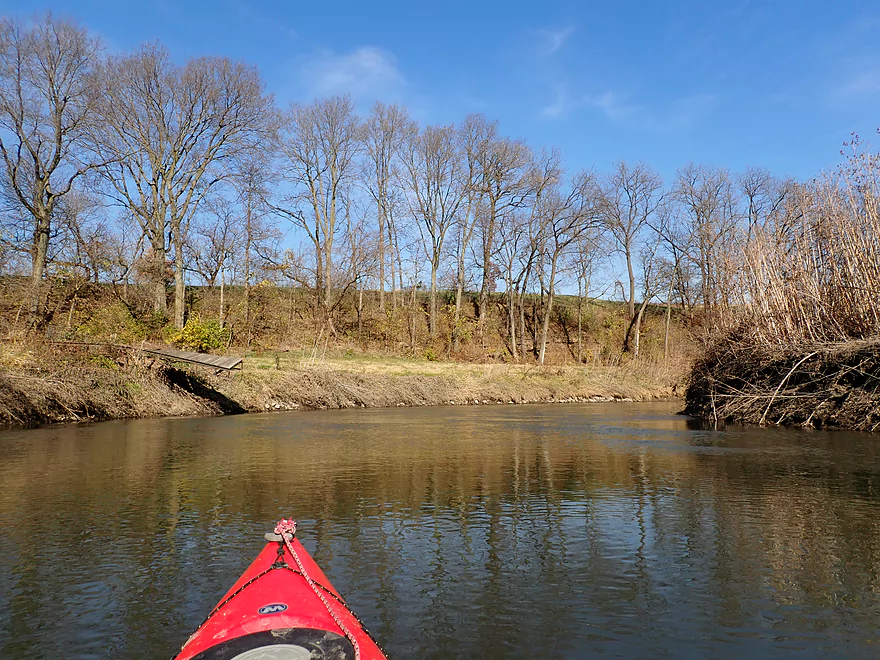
(0, 341), (228, 426)
(227, 356), (680, 412)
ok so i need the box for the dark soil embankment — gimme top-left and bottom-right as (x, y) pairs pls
(684, 338), (880, 431)
(0, 363), (229, 427)
(0, 348), (679, 428)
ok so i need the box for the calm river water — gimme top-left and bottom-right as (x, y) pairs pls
(1, 402), (880, 659)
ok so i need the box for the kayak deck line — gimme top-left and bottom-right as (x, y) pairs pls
(173, 519), (389, 660)
(190, 542), (346, 636)
(273, 518), (362, 660)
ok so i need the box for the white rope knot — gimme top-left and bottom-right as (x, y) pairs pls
(273, 518), (361, 660)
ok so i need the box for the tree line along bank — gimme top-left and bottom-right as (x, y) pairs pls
(4, 14), (879, 431)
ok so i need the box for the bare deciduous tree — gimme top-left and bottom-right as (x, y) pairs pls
(402, 123), (466, 338)
(274, 95), (362, 333)
(474, 135), (532, 333)
(673, 163), (741, 321)
(0, 14), (102, 313)
(536, 170), (598, 364)
(599, 161), (664, 351)
(92, 44), (271, 327)
(229, 155), (280, 345)
(568, 226), (605, 363)
(740, 166), (794, 239)
(450, 114), (494, 350)
(55, 188), (113, 283)
(628, 242), (666, 358)
(191, 192), (241, 328)
(363, 102), (413, 315)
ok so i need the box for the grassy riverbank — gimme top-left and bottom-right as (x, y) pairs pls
(0, 344), (682, 427)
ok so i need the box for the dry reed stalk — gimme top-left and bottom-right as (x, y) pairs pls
(732, 160), (880, 346)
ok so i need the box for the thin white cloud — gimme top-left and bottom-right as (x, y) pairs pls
(585, 91), (639, 123)
(542, 89), (636, 121)
(542, 89), (573, 118)
(805, 18), (880, 108)
(537, 26), (575, 55)
(542, 87), (716, 131)
(224, 0), (299, 40)
(299, 46), (405, 98)
(832, 67), (880, 101)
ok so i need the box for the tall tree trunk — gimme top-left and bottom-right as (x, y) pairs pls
(219, 269), (226, 328)
(244, 217), (253, 350)
(153, 279), (167, 314)
(633, 299), (649, 358)
(393, 219), (404, 315)
(663, 271), (674, 362)
(31, 211), (50, 286)
(29, 210), (51, 319)
(323, 185), (336, 328)
(531, 297), (539, 357)
(539, 289), (554, 365)
(313, 230), (323, 331)
(453, 251), (466, 351)
(577, 277), (583, 364)
(152, 236), (168, 315)
(173, 220), (186, 329)
(625, 239), (635, 321)
(538, 258), (558, 365)
(478, 206), (497, 335)
(453, 278), (463, 352)
(389, 250), (397, 315)
(508, 285), (518, 361)
(323, 241), (333, 329)
(378, 205), (386, 313)
(409, 280), (417, 353)
(357, 286), (363, 345)
(663, 298), (672, 361)
(429, 260), (438, 338)
(66, 291), (77, 332)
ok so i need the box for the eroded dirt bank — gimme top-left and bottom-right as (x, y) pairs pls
(0, 352), (679, 428)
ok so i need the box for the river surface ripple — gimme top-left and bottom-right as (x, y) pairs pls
(1, 402), (880, 659)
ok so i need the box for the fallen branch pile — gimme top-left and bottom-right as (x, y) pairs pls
(684, 337), (880, 431)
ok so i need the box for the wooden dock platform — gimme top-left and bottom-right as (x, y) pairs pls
(49, 341), (243, 371)
(139, 347), (243, 371)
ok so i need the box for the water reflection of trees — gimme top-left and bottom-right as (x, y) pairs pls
(1, 407), (880, 657)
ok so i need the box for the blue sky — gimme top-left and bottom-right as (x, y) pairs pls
(6, 0), (880, 182)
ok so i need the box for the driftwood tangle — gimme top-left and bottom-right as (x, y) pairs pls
(684, 338), (880, 431)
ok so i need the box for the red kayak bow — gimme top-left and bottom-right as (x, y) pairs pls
(174, 519), (388, 660)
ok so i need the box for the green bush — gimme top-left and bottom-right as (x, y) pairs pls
(89, 355), (118, 370)
(171, 315), (230, 352)
(79, 303), (149, 343)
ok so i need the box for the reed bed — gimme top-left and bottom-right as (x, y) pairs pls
(738, 156), (880, 344)
(687, 150), (880, 429)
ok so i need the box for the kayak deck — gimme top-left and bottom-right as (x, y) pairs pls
(174, 525), (387, 660)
